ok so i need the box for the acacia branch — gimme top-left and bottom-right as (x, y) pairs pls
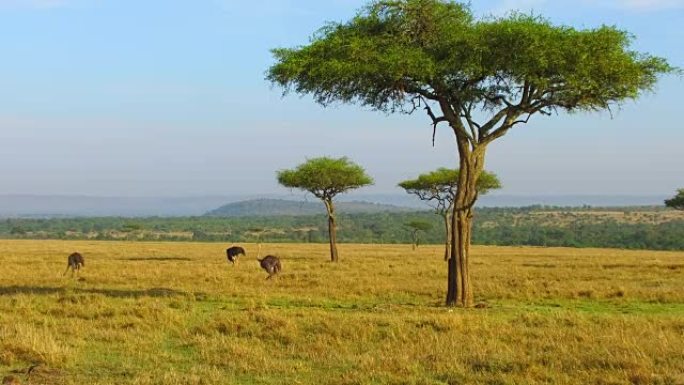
(482, 101), (552, 145)
(478, 106), (510, 136)
(405, 189), (451, 215)
(423, 100), (449, 146)
(460, 103), (480, 143)
(405, 83), (440, 101)
(478, 82), (558, 145)
(510, 112), (533, 127)
(481, 110), (521, 145)
(435, 98), (475, 147)
(485, 94), (514, 108)
(521, 81), (531, 105)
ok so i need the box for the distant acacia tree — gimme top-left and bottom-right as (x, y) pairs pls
(277, 157), (373, 262)
(268, 0), (674, 306)
(665, 189), (684, 211)
(405, 220), (433, 250)
(291, 226), (320, 243)
(399, 169), (500, 260)
(246, 227), (270, 247)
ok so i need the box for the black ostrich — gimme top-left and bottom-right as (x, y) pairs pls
(226, 246), (246, 265)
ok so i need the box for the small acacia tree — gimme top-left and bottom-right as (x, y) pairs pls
(399, 168), (500, 261)
(268, 0), (674, 306)
(246, 227), (269, 246)
(665, 189), (684, 211)
(405, 220), (433, 249)
(277, 157), (373, 262)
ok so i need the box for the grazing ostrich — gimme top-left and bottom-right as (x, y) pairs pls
(255, 244), (281, 279)
(225, 245), (246, 265)
(258, 255), (282, 279)
(63, 252), (84, 275)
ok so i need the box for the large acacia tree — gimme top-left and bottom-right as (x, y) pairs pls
(267, 0), (674, 306)
(399, 168), (500, 261)
(277, 157), (373, 262)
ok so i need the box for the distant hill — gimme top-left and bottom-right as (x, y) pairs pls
(0, 194), (668, 218)
(204, 199), (417, 217)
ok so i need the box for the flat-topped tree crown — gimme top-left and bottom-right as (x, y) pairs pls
(277, 157), (373, 200)
(269, 0), (674, 140)
(399, 168), (501, 205)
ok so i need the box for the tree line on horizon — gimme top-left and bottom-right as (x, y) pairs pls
(3, 207), (683, 251)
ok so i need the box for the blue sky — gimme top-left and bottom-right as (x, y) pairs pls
(0, 0), (682, 197)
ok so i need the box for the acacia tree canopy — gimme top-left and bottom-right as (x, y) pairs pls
(406, 220), (433, 232)
(399, 168), (501, 208)
(268, 0), (674, 140)
(665, 189), (684, 211)
(277, 157), (374, 200)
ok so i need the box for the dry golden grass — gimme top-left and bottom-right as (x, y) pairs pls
(0, 240), (683, 384)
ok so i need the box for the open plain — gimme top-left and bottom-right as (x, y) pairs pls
(0, 240), (683, 384)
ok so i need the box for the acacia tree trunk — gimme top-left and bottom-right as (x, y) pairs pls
(443, 213), (451, 261)
(446, 138), (485, 307)
(324, 199), (339, 262)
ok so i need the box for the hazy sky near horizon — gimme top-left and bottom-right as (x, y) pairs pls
(0, 0), (682, 197)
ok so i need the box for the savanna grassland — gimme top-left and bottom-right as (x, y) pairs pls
(0, 240), (683, 385)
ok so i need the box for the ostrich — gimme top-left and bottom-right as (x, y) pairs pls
(258, 256), (282, 279)
(255, 244), (281, 279)
(63, 252), (84, 275)
(225, 245), (246, 265)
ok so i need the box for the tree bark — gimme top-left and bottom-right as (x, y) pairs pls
(443, 213), (451, 261)
(324, 199), (339, 262)
(446, 138), (485, 307)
